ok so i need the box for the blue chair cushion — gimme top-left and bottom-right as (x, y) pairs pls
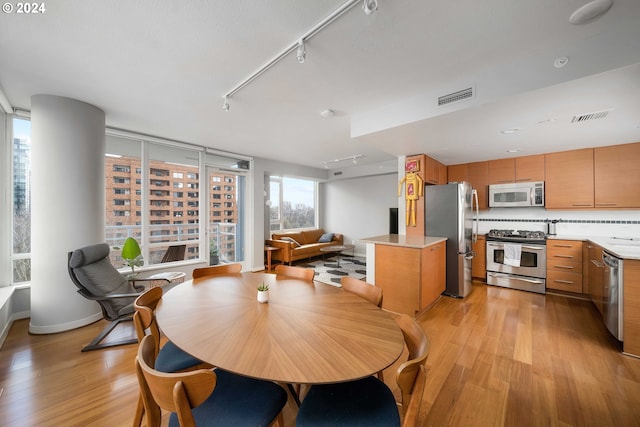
(296, 376), (401, 427)
(168, 369), (287, 427)
(156, 341), (205, 373)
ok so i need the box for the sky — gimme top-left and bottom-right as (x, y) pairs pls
(13, 117), (30, 141)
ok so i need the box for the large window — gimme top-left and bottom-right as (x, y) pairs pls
(269, 176), (317, 231)
(12, 118), (31, 283)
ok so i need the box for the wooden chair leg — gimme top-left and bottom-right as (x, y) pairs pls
(133, 394), (144, 427)
(377, 370), (384, 381)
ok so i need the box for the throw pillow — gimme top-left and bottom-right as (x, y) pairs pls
(280, 236), (301, 247)
(318, 233), (334, 243)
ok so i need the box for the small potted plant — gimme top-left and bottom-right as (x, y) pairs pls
(257, 282), (270, 303)
(209, 240), (219, 266)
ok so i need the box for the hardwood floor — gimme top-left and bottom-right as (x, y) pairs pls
(1, 282), (640, 426)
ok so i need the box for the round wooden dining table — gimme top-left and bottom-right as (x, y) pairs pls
(156, 271), (405, 385)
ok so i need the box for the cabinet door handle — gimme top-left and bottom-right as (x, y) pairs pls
(596, 203), (617, 207)
(554, 265), (575, 269)
(553, 244), (573, 248)
(572, 204), (593, 207)
(554, 279), (575, 284)
(553, 254), (574, 259)
(515, 179), (532, 182)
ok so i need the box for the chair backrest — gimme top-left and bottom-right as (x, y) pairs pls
(395, 314), (430, 414)
(274, 264), (315, 281)
(68, 243), (136, 320)
(136, 335), (217, 427)
(340, 276), (383, 307)
(161, 244), (186, 263)
(133, 287), (164, 352)
(192, 263), (242, 279)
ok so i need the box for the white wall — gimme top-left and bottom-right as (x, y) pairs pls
(323, 172), (399, 257)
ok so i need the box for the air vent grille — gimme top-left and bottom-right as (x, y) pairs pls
(438, 87), (473, 106)
(571, 110), (610, 123)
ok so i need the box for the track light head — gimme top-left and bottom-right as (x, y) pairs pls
(296, 40), (306, 63)
(362, 0), (378, 15)
(222, 97), (230, 112)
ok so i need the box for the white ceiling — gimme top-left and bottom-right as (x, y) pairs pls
(1, 0), (639, 170)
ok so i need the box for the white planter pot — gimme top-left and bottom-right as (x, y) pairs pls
(257, 290), (269, 303)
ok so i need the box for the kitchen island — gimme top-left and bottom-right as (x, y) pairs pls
(361, 234), (447, 316)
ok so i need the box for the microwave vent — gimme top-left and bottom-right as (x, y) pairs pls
(438, 87), (473, 106)
(571, 110), (610, 123)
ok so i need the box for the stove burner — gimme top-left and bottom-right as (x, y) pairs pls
(487, 229), (547, 243)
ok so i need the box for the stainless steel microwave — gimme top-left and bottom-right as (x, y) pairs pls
(489, 181), (544, 208)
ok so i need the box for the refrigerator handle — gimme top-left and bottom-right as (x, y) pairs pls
(472, 189), (479, 243)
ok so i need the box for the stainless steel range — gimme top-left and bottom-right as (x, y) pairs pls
(485, 229), (547, 294)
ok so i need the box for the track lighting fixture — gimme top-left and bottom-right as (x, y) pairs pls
(362, 0), (378, 15)
(296, 40), (306, 63)
(322, 154), (364, 168)
(221, 0), (380, 109)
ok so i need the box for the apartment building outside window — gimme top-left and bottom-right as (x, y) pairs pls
(11, 118), (32, 283)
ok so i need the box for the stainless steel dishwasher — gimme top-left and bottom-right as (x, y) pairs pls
(602, 251), (624, 340)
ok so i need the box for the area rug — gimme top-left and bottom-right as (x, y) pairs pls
(297, 255), (367, 287)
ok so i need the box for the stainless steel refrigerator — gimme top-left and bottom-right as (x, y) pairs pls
(424, 182), (478, 298)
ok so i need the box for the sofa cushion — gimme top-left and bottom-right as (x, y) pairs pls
(318, 232), (334, 243)
(300, 229), (325, 245)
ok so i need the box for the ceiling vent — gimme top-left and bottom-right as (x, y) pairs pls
(571, 110), (610, 123)
(438, 87), (473, 106)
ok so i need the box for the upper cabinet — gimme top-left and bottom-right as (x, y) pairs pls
(447, 164), (467, 183)
(488, 155), (545, 184)
(545, 148), (594, 209)
(468, 161), (489, 210)
(594, 142), (640, 208)
(515, 155), (545, 182)
(424, 155), (447, 185)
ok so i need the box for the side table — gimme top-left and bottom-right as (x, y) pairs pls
(147, 271), (186, 288)
(264, 246), (281, 272)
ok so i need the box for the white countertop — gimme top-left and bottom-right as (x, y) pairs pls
(548, 235), (640, 260)
(360, 234), (447, 249)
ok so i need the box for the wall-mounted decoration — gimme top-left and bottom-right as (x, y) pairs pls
(398, 160), (423, 226)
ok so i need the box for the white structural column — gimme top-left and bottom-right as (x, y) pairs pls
(29, 95), (106, 334)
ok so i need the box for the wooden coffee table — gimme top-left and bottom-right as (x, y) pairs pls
(320, 244), (355, 268)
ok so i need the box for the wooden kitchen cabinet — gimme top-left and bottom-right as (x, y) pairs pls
(424, 155), (447, 185)
(515, 154), (544, 182)
(587, 242), (605, 314)
(545, 148), (594, 209)
(594, 142), (640, 208)
(467, 161), (489, 210)
(488, 158), (515, 184)
(547, 240), (583, 293)
(472, 235), (486, 280)
(624, 259), (640, 357)
(374, 241), (445, 316)
(447, 163), (467, 183)
(420, 242), (446, 310)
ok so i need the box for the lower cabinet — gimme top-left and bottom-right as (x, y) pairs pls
(374, 242), (445, 316)
(546, 240), (583, 293)
(624, 260), (640, 357)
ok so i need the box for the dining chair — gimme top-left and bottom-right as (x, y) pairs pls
(296, 314), (430, 427)
(340, 276), (385, 381)
(274, 264), (315, 281)
(192, 263), (242, 279)
(340, 276), (383, 307)
(136, 334), (288, 427)
(132, 287), (213, 427)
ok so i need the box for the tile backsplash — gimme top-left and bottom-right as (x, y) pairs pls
(476, 208), (640, 238)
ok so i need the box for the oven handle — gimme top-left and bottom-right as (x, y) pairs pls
(488, 272), (545, 284)
(487, 242), (545, 250)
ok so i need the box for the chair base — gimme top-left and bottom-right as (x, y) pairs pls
(81, 317), (137, 352)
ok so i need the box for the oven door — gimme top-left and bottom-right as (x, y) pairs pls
(486, 241), (546, 278)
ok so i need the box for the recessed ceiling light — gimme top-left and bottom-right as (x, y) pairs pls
(554, 56), (569, 68)
(507, 149), (521, 153)
(320, 109), (335, 118)
(569, 0), (613, 25)
(501, 128), (520, 134)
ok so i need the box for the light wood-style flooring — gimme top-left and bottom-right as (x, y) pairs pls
(2, 282), (640, 426)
